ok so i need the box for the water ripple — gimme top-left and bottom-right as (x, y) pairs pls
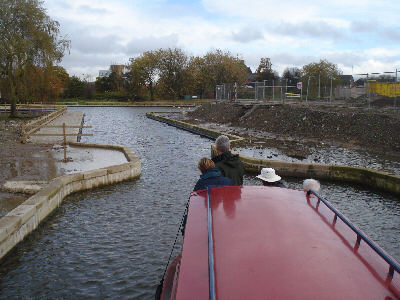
(0, 107), (398, 299)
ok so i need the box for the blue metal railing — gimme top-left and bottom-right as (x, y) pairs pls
(307, 189), (400, 279)
(207, 188), (217, 300)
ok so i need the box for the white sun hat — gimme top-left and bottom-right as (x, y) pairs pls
(256, 168), (281, 182)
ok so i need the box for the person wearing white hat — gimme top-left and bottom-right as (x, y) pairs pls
(256, 168), (286, 188)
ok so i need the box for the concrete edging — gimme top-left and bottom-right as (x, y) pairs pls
(146, 112), (244, 145)
(0, 142), (141, 260)
(147, 112), (400, 195)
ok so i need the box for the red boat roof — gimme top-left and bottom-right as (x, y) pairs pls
(175, 186), (400, 300)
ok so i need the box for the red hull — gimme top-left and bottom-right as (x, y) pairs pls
(162, 186), (400, 299)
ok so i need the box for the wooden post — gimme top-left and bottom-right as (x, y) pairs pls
(63, 122), (67, 162)
(21, 123), (26, 143)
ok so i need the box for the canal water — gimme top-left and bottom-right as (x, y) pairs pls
(0, 107), (399, 299)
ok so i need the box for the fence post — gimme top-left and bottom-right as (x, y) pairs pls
(395, 69), (398, 110)
(272, 80), (275, 101)
(255, 82), (258, 101)
(63, 122), (67, 162)
(263, 80), (265, 100)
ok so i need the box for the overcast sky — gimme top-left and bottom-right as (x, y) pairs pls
(45, 0), (400, 80)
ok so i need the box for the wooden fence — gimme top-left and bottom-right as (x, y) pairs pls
(21, 105), (67, 143)
(30, 123), (93, 162)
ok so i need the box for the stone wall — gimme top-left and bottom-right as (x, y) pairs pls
(146, 112), (244, 146)
(0, 143), (141, 260)
(238, 153), (400, 195)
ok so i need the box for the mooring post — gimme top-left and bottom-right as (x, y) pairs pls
(63, 122), (67, 162)
(21, 123), (26, 143)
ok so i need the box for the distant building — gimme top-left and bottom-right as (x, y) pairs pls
(98, 64), (128, 78)
(98, 70), (111, 78)
(110, 65), (127, 76)
(340, 75), (354, 87)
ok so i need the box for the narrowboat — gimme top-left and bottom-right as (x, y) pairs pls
(157, 186), (400, 299)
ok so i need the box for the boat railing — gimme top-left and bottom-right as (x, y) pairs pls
(307, 189), (400, 279)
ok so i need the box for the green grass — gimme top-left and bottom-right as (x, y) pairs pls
(55, 98), (212, 106)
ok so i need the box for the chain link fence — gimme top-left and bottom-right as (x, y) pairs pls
(216, 80), (302, 103)
(216, 71), (399, 110)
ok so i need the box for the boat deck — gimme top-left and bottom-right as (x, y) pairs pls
(176, 186), (400, 299)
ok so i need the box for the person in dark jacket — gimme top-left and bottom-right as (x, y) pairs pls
(256, 167), (287, 188)
(193, 157), (233, 191)
(212, 135), (244, 186)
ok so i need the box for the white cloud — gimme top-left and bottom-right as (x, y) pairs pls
(201, 0), (320, 22)
(125, 35), (179, 55)
(43, 0), (400, 78)
(77, 5), (108, 15)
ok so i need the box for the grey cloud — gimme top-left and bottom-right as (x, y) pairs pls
(71, 33), (122, 55)
(350, 20), (376, 33)
(232, 28), (263, 43)
(274, 21), (346, 40)
(380, 28), (400, 42)
(125, 34), (179, 55)
(272, 52), (364, 70)
(351, 21), (400, 43)
(56, 19), (124, 55)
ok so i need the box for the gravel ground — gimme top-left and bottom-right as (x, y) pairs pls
(185, 102), (400, 157)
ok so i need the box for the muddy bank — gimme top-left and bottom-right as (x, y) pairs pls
(185, 102), (400, 157)
(0, 119), (57, 185)
(0, 119), (57, 216)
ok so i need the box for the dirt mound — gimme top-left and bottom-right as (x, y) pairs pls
(187, 103), (400, 153)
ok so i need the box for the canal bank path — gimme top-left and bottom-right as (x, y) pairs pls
(27, 110), (84, 144)
(0, 109), (128, 215)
